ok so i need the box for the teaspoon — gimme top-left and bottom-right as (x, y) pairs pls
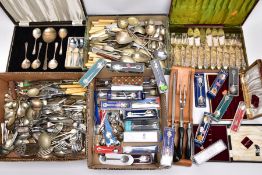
(21, 42), (31, 69)
(58, 28), (68, 55)
(48, 42), (59, 69)
(32, 28), (41, 55)
(31, 42), (42, 69)
(100, 154), (129, 163)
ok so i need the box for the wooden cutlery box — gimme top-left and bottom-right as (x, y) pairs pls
(167, 66), (195, 166)
(0, 0), (88, 72)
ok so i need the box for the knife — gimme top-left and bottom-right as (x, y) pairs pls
(172, 74), (180, 162)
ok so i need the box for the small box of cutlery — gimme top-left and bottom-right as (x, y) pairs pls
(86, 68), (167, 169)
(193, 124), (262, 163)
(85, 15), (169, 69)
(169, 0), (258, 71)
(167, 66), (195, 166)
(0, 0), (88, 72)
(0, 72), (87, 161)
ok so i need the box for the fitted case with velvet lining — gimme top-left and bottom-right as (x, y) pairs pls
(206, 60), (262, 120)
(168, 0), (259, 70)
(193, 124), (262, 163)
(0, 0), (88, 72)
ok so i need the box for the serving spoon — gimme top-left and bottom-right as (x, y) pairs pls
(42, 28), (57, 70)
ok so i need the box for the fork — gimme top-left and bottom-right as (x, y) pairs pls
(177, 85), (186, 159)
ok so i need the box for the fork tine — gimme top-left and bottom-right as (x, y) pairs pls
(179, 84), (182, 103)
(183, 85), (186, 105)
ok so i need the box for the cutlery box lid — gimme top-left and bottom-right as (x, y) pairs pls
(0, 0), (87, 26)
(169, 0), (259, 26)
(82, 0), (171, 15)
(241, 59), (262, 119)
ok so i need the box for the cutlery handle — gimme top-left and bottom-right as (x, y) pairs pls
(25, 42), (28, 58)
(177, 126), (184, 159)
(1, 123), (4, 144)
(37, 42), (42, 59)
(185, 124), (192, 160)
(59, 39), (63, 55)
(32, 39), (37, 55)
(43, 44), (49, 70)
(173, 144), (180, 162)
(96, 52), (119, 61)
(53, 42), (59, 59)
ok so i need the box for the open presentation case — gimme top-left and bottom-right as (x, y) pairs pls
(0, 0), (88, 72)
(193, 124), (262, 163)
(168, 0), (259, 70)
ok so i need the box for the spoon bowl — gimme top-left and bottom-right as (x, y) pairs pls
(153, 49), (167, 60)
(31, 99), (42, 109)
(43, 28), (57, 43)
(131, 52), (150, 63)
(116, 31), (133, 44)
(134, 26), (145, 35)
(117, 18), (128, 29)
(27, 88), (40, 97)
(120, 55), (136, 63)
(48, 59), (58, 70)
(38, 132), (52, 149)
(127, 17), (139, 26)
(146, 24), (156, 36)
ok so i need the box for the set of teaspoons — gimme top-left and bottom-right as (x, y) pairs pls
(21, 28), (68, 70)
(171, 28), (246, 70)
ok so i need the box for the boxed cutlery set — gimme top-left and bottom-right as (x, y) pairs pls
(0, 0), (261, 170)
(0, 0), (87, 72)
(169, 0), (258, 70)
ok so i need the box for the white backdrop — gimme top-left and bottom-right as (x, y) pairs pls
(0, 1), (262, 175)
